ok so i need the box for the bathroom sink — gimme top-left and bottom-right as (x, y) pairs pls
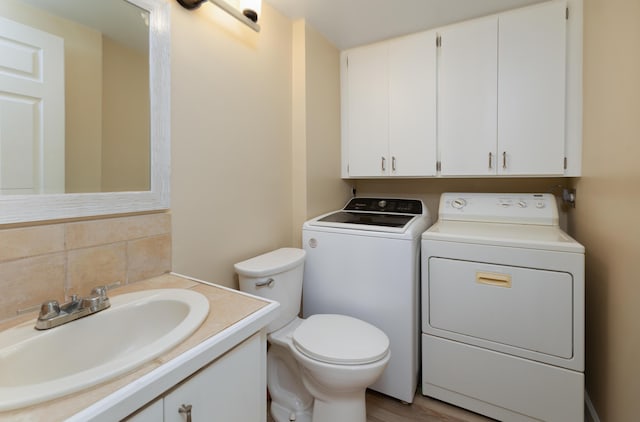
(0, 288), (210, 411)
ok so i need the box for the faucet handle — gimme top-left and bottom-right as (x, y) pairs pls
(85, 285), (110, 311)
(91, 286), (108, 299)
(81, 295), (102, 311)
(39, 300), (60, 320)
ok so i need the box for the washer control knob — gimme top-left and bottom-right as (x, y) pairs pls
(536, 201), (545, 209)
(378, 200), (387, 208)
(517, 201), (528, 208)
(451, 198), (466, 209)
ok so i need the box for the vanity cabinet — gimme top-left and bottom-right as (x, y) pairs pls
(342, 30), (437, 177)
(342, 0), (576, 178)
(125, 333), (265, 422)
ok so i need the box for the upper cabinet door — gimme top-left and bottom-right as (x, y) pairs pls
(438, 17), (498, 176)
(343, 43), (390, 177)
(498, 0), (567, 176)
(389, 30), (438, 176)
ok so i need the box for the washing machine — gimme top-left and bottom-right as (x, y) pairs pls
(302, 197), (432, 404)
(421, 193), (584, 421)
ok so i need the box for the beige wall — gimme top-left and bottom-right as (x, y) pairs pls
(101, 36), (150, 192)
(303, 24), (353, 222)
(170, 2), (295, 287)
(291, 20), (352, 246)
(570, 0), (640, 420)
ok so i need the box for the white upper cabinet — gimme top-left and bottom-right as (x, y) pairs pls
(388, 30), (438, 176)
(341, 0), (579, 178)
(342, 31), (437, 177)
(343, 42), (390, 177)
(438, 17), (498, 176)
(498, 0), (567, 175)
(439, 0), (567, 176)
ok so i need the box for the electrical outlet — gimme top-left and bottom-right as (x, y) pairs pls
(562, 188), (576, 208)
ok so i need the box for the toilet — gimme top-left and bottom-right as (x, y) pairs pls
(234, 248), (390, 422)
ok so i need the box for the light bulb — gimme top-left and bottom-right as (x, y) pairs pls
(240, 0), (261, 22)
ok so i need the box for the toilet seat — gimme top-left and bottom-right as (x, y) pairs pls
(293, 314), (389, 365)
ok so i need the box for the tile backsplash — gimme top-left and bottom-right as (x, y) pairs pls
(0, 212), (171, 322)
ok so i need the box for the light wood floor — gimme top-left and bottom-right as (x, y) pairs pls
(365, 390), (493, 422)
(267, 389), (494, 422)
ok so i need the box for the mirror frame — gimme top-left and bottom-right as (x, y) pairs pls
(0, 0), (170, 224)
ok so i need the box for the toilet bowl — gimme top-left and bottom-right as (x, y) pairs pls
(235, 248), (390, 422)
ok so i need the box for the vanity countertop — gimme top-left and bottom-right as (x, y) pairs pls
(0, 273), (277, 421)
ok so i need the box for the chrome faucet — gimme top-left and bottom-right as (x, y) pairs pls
(35, 286), (110, 330)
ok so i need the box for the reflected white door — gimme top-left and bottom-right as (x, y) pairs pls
(0, 16), (64, 194)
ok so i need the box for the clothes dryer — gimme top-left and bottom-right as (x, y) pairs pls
(421, 193), (584, 421)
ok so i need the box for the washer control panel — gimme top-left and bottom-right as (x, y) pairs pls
(343, 198), (423, 215)
(439, 193), (558, 225)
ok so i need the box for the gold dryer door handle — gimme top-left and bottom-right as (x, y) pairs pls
(476, 272), (512, 288)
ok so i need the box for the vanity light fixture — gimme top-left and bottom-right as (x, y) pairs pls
(177, 0), (261, 32)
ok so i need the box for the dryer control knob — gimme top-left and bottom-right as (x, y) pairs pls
(518, 201), (528, 208)
(378, 200), (387, 208)
(536, 201), (545, 209)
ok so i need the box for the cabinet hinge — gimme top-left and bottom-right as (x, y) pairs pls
(564, 157), (568, 170)
(566, 7), (569, 20)
(436, 161), (441, 172)
(436, 35), (442, 48)
(346, 56), (349, 67)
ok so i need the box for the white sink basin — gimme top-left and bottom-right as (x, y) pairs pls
(0, 288), (210, 411)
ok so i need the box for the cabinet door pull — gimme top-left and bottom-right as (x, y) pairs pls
(392, 156), (397, 172)
(179, 404), (192, 422)
(381, 156), (386, 172)
(488, 152), (493, 169)
(502, 151), (507, 169)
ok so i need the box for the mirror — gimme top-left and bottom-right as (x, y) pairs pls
(0, 0), (169, 223)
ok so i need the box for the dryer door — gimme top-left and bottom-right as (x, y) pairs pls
(427, 257), (573, 359)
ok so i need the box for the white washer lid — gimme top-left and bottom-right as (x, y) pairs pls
(293, 314), (389, 365)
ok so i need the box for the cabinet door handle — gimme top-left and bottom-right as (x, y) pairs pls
(392, 156), (397, 172)
(502, 151), (507, 169)
(179, 404), (192, 422)
(488, 152), (493, 169)
(381, 156), (386, 172)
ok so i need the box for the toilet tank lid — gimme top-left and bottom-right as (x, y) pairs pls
(234, 248), (306, 277)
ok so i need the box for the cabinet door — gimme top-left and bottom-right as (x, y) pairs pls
(164, 334), (265, 422)
(124, 399), (163, 422)
(389, 31), (437, 176)
(438, 17), (498, 176)
(343, 43), (389, 177)
(498, 0), (566, 175)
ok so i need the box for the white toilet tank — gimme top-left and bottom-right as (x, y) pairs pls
(234, 248), (306, 333)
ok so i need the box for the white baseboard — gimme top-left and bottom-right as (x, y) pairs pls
(585, 390), (601, 422)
